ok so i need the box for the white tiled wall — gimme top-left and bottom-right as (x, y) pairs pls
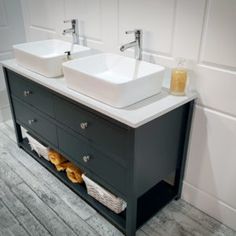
(0, 0), (26, 122)
(18, 0), (236, 230)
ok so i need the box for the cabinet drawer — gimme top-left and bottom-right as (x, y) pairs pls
(13, 99), (58, 147)
(54, 96), (128, 167)
(7, 70), (54, 117)
(58, 128), (127, 195)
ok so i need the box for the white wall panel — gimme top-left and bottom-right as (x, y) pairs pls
(173, 0), (206, 60)
(0, 0), (25, 122)
(0, 0), (25, 52)
(99, 0), (118, 52)
(0, 0), (26, 85)
(28, 0), (56, 31)
(22, 0), (118, 52)
(21, 0), (64, 41)
(186, 106), (236, 209)
(200, 0), (236, 69)
(194, 64), (236, 117)
(118, 0), (176, 56)
(64, 0), (102, 41)
(64, 0), (118, 52)
(0, 51), (12, 90)
(0, 0), (7, 26)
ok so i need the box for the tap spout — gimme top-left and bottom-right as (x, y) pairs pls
(62, 28), (74, 35)
(120, 41), (137, 52)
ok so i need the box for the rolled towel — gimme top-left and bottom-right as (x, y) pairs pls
(48, 150), (66, 165)
(55, 161), (71, 171)
(66, 163), (83, 184)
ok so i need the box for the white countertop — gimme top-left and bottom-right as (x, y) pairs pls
(1, 59), (197, 128)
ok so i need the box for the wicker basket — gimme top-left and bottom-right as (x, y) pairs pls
(82, 174), (127, 214)
(25, 133), (50, 161)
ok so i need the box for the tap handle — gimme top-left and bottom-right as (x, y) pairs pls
(64, 19), (78, 25)
(64, 19), (71, 24)
(125, 30), (135, 34)
(125, 29), (142, 35)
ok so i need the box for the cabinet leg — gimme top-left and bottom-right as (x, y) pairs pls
(15, 123), (23, 145)
(125, 199), (137, 236)
(3, 68), (23, 146)
(174, 101), (194, 199)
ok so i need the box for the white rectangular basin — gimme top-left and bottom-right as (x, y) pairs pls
(13, 39), (91, 77)
(63, 53), (165, 108)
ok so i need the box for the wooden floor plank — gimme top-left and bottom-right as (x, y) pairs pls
(170, 200), (235, 236)
(0, 229), (12, 236)
(0, 201), (19, 230)
(4, 119), (14, 129)
(0, 155), (23, 187)
(0, 180), (51, 236)
(0, 222), (30, 236)
(11, 183), (78, 236)
(0, 122), (16, 143)
(0, 179), (30, 218)
(86, 213), (149, 236)
(86, 213), (124, 236)
(141, 200), (236, 236)
(136, 230), (149, 236)
(141, 204), (210, 236)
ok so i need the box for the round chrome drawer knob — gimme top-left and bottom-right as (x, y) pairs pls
(24, 90), (32, 97)
(80, 122), (88, 130)
(28, 119), (36, 125)
(82, 155), (90, 163)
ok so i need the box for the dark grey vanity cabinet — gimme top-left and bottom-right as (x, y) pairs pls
(4, 68), (194, 236)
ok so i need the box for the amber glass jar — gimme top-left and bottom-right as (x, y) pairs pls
(170, 67), (187, 96)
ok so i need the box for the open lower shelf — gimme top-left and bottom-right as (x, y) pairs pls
(20, 137), (177, 233)
(19, 138), (126, 233)
(137, 180), (176, 229)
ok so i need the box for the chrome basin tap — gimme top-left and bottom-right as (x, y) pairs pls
(63, 19), (79, 44)
(120, 29), (142, 60)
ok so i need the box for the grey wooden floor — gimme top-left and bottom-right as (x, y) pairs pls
(0, 120), (235, 236)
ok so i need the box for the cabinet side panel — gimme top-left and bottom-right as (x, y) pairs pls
(134, 103), (191, 196)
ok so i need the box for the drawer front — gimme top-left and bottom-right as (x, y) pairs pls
(7, 70), (54, 117)
(13, 99), (58, 146)
(58, 128), (127, 195)
(54, 96), (128, 167)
